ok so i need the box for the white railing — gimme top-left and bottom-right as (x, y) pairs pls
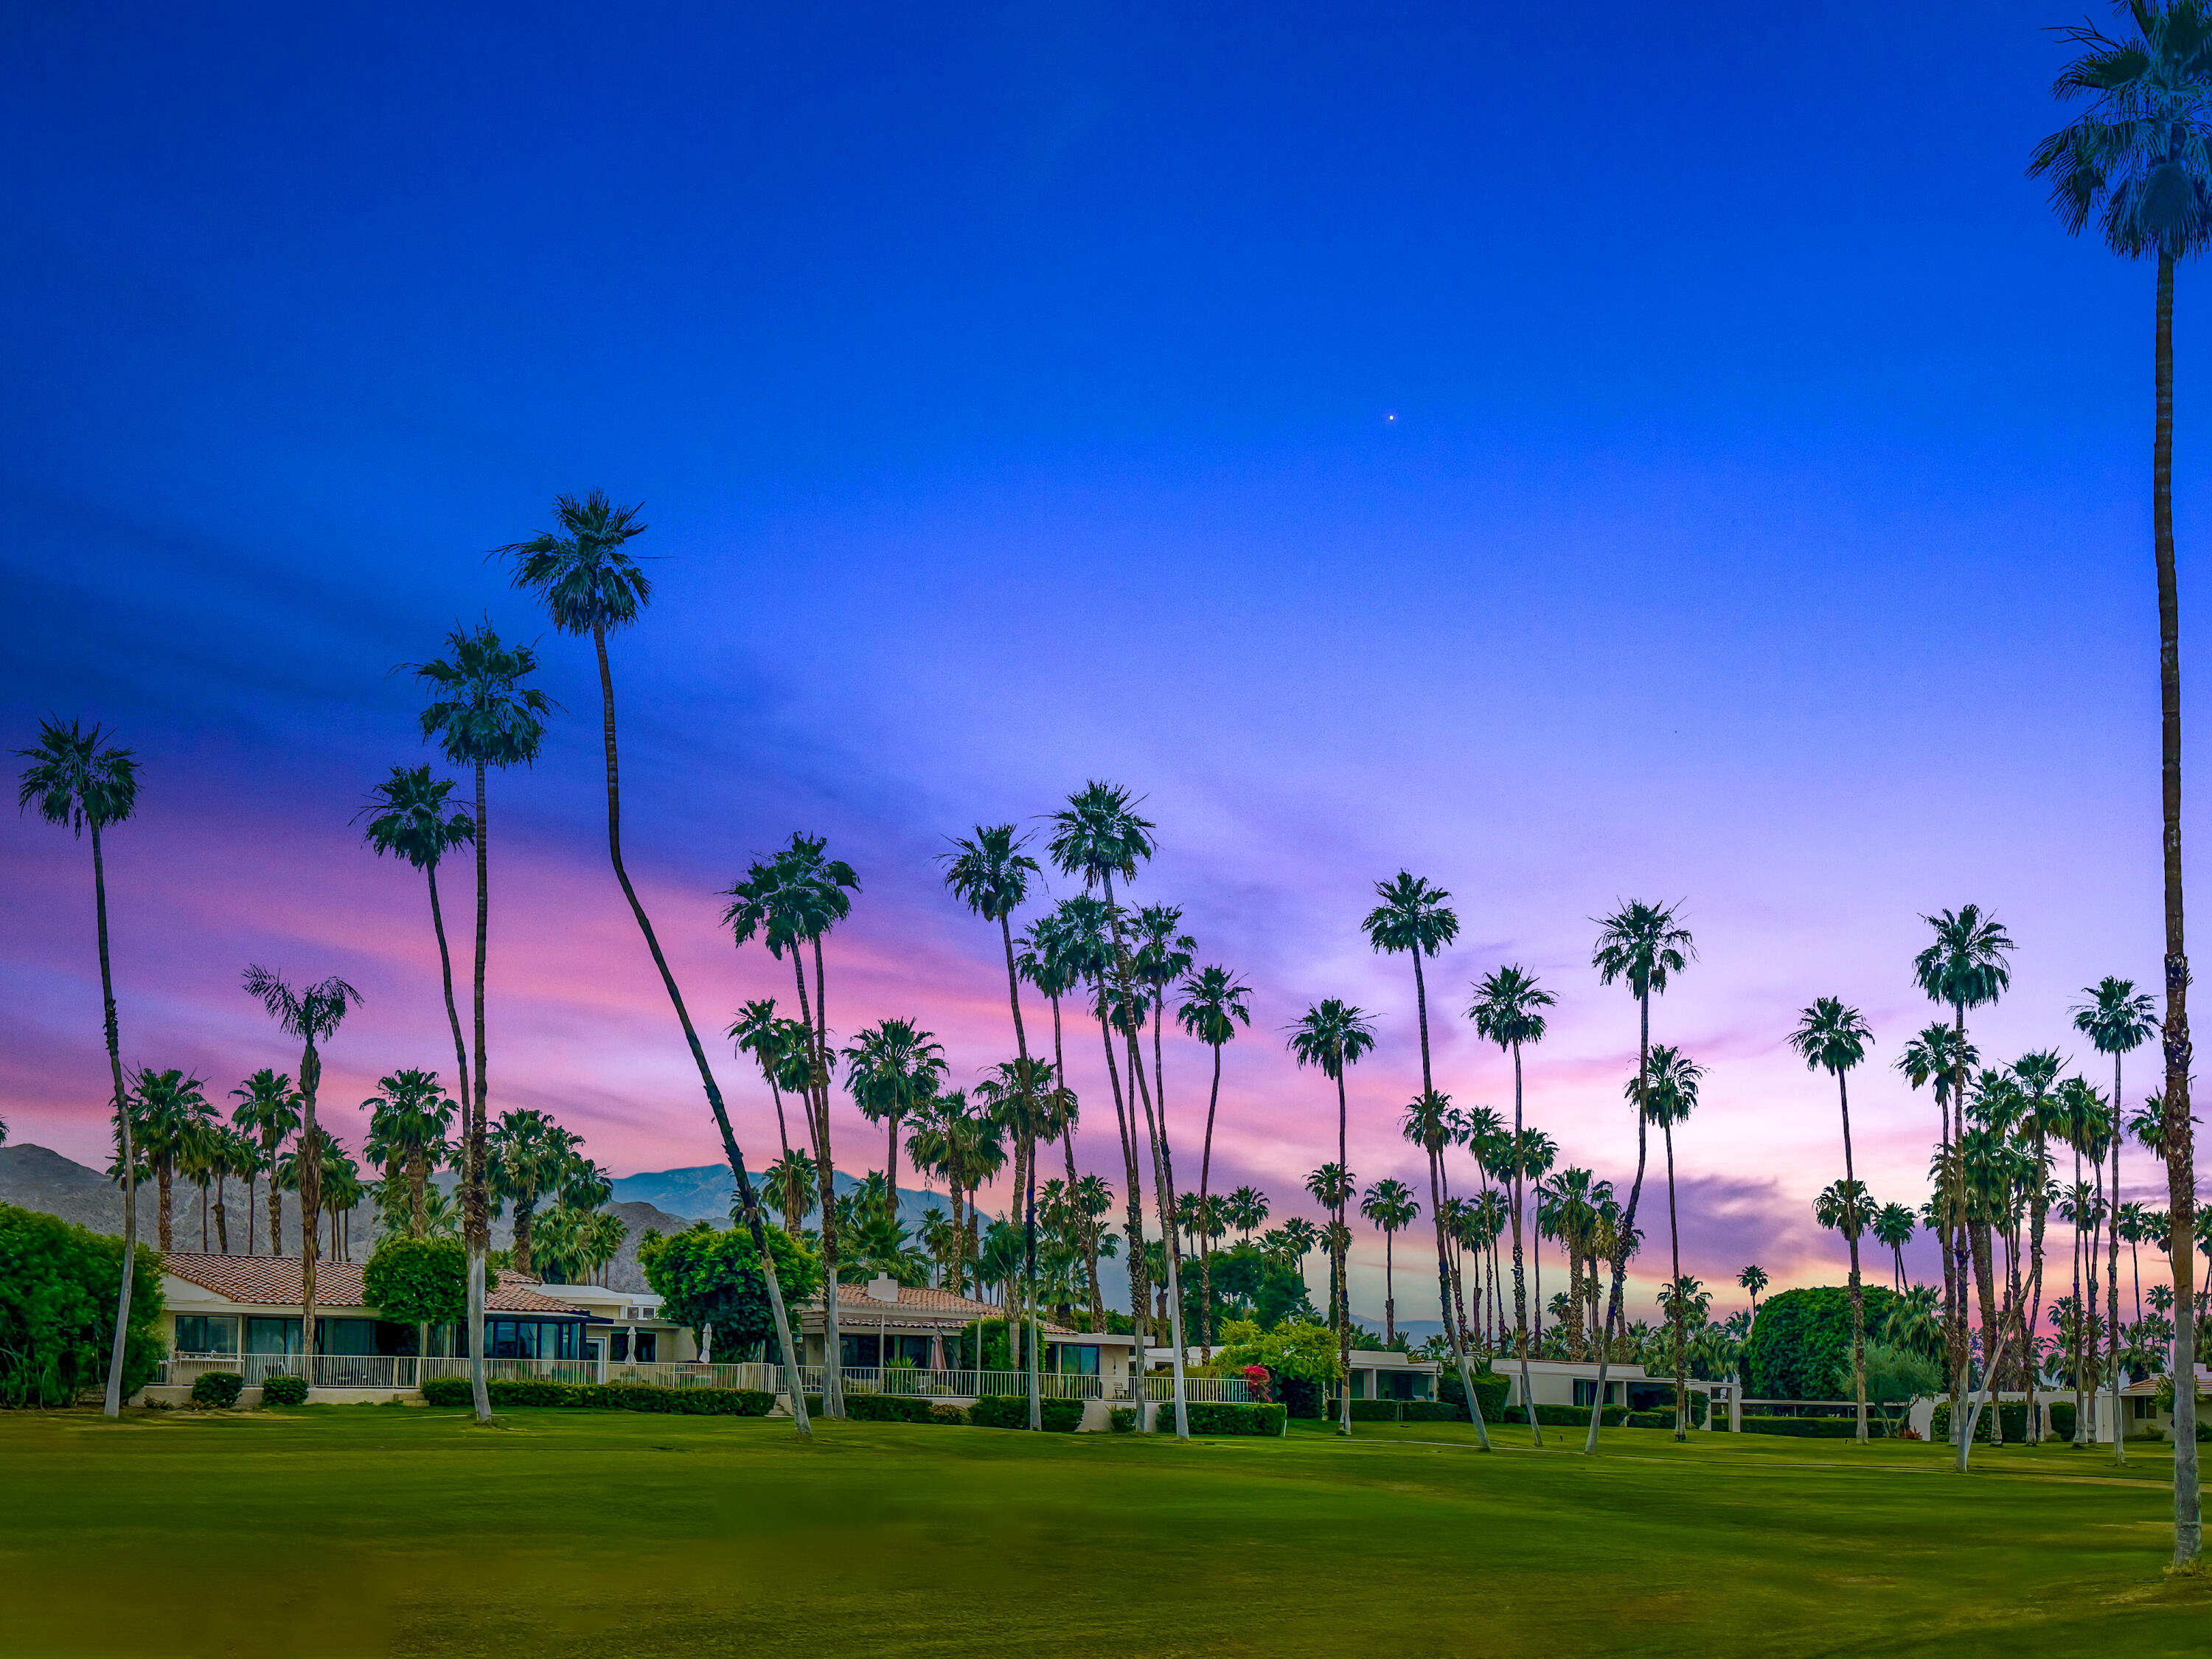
(159, 1354), (421, 1388)
(1127, 1374), (1252, 1403)
(790, 1367), (1106, 1401)
(420, 1356), (600, 1385)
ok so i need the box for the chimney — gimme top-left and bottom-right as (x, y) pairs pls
(867, 1275), (900, 1303)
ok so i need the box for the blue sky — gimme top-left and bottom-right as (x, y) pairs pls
(1, 2), (2197, 1322)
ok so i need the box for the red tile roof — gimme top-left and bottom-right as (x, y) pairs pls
(799, 1281), (1127, 1340)
(161, 1252), (587, 1316)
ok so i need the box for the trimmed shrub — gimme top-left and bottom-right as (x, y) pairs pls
(1740, 1413), (1863, 1439)
(260, 1374), (310, 1406)
(189, 1371), (245, 1408)
(1625, 1395), (1709, 1430)
(928, 1402), (968, 1425)
(2048, 1402), (2078, 1441)
(1745, 1285), (1901, 1400)
(419, 1377), (774, 1415)
(1348, 1399), (1467, 1422)
(1929, 1401), (2047, 1444)
(1180, 1402), (1288, 1436)
(1438, 1368), (1513, 1424)
(1525, 1403), (1628, 1427)
(970, 1394), (1082, 1432)
(1279, 1375), (1324, 1419)
(1108, 1407), (1138, 1433)
(841, 1394), (938, 1424)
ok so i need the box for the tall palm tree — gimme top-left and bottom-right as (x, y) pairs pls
(1289, 998), (1377, 1434)
(2031, 11), (2212, 1554)
(2053, 1074), (2115, 1447)
(1637, 1044), (1703, 1441)
(1020, 903), (1106, 1319)
(1515, 1129), (1559, 1353)
(724, 831), (860, 1417)
(410, 621), (552, 1424)
(1364, 872), (1490, 1450)
(1788, 997), (1877, 1442)
(1738, 1263), (1768, 1319)
(358, 765), (476, 1107)
(16, 716), (142, 1415)
(2006, 1048), (2064, 1436)
(1304, 1161), (1358, 1370)
(1047, 781), (1192, 1438)
(1911, 905), (2013, 1468)
(1587, 899), (1694, 1453)
(1222, 1186), (1269, 1245)
(130, 1068), (213, 1254)
(487, 1108), (579, 1276)
(843, 1020), (947, 1209)
(241, 968), (361, 1386)
(1873, 1203), (1916, 1292)
(1359, 1178), (1420, 1343)
(1176, 964), (1251, 1357)
(362, 1069), (456, 1239)
(1470, 964), (1555, 1441)
(504, 492), (809, 1434)
(230, 1069), (300, 1257)
(2074, 976), (2160, 1466)
(728, 1001), (813, 1164)
(938, 822), (1048, 1427)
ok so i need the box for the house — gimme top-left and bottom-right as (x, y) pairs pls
(806, 1276), (1141, 1394)
(147, 1251), (604, 1403)
(1140, 1344), (1425, 1401)
(2112, 1365), (2212, 1442)
(1492, 1357), (1728, 1425)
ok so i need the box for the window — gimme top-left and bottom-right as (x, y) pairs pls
(1057, 1345), (1099, 1377)
(246, 1318), (302, 1356)
(611, 1331), (630, 1363)
(1573, 1380), (1623, 1408)
(316, 1319), (380, 1356)
(840, 1334), (882, 1368)
(173, 1315), (238, 1355)
(632, 1330), (656, 1363)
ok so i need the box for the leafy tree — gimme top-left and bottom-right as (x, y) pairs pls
(362, 1236), (474, 1333)
(0, 1204), (164, 1406)
(639, 1222), (822, 1363)
(2033, 12), (2212, 1555)
(1745, 1284), (1902, 1402)
(357, 764), (476, 1107)
(15, 715), (142, 1415)
(1587, 899), (1693, 1452)
(1789, 997), (1877, 1441)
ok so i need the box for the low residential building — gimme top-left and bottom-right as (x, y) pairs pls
(810, 1276), (1141, 1394)
(1493, 1357), (1725, 1422)
(1141, 1344), (1430, 1402)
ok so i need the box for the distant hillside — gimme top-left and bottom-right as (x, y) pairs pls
(613, 1163), (954, 1228)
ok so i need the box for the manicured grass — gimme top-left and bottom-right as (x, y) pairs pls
(4, 1407), (2209, 1658)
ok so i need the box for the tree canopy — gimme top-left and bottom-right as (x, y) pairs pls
(1744, 1284), (1902, 1400)
(639, 1222), (821, 1359)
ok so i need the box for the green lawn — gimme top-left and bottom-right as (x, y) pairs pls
(4, 1408), (2209, 1658)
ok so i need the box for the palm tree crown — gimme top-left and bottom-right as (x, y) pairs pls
(1635, 1046), (1703, 1130)
(1912, 905), (2014, 1015)
(1363, 872), (1459, 960)
(723, 833), (860, 960)
(1469, 964), (1554, 1049)
(1789, 997), (1874, 1078)
(1045, 782), (1157, 891)
(2075, 976), (2160, 1059)
(939, 824), (1040, 922)
(497, 490), (652, 637)
(1591, 900), (1694, 998)
(357, 764), (473, 870)
(1287, 999), (1377, 1079)
(411, 624), (556, 773)
(16, 716), (139, 834)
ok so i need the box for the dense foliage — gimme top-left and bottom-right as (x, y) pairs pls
(970, 1393), (1082, 1431)
(1437, 1368), (1512, 1423)
(1743, 1286), (1899, 1400)
(637, 1222), (819, 1358)
(260, 1374), (310, 1405)
(420, 1377), (776, 1414)
(1180, 1401), (1287, 1435)
(189, 1371), (245, 1408)
(361, 1236), (474, 1328)
(0, 1203), (164, 1406)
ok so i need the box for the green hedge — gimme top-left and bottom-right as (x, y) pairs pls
(260, 1374), (309, 1406)
(1927, 1400), (2077, 1444)
(1108, 1407), (1138, 1433)
(1740, 1414), (1865, 1439)
(420, 1377), (773, 1415)
(1624, 1396), (1708, 1430)
(799, 1396), (973, 1425)
(970, 1394), (1082, 1432)
(1437, 1369), (1513, 1423)
(189, 1371), (245, 1408)
(1523, 1403), (1629, 1427)
(1178, 1402), (1287, 1436)
(1348, 1399), (1467, 1422)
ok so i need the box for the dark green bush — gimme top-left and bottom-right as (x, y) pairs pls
(1929, 1401), (2041, 1444)
(2048, 1402), (2077, 1441)
(1745, 1285), (1900, 1400)
(1108, 1407), (1138, 1433)
(260, 1374), (310, 1406)
(840, 1393), (938, 1423)
(1279, 1375), (1324, 1419)
(970, 1394), (1082, 1432)
(1526, 1403), (1628, 1427)
(189, 1371), (245, 1408)
(1437, 1368), (1512, 1423)
(0, 1203), (164, 1406)
(1624, 1395), (1709, 1430)
(1349, 1399), (1467, 1422)
(928, 1402), (967, 1425)
(1740, 1413), (1862, 1439)
(1179, 1402), (1287, 1436)
(419, 1377), (774, 1415)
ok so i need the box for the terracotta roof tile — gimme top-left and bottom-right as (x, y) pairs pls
(803, 1281), (1125, 1340)
(161, 1252), (587, 1316)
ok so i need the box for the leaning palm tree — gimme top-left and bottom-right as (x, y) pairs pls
(939, 823), (1047, 1427)
(504, 490), (810, 1435)
(1469, 964), (1555, 1441)
(358, 765), (476, 1105)
(1364, 872), (1491, 1452)
(1788, 997), (1877, 1443)
(1360, 1178), (1420, 1343)
(15, 716), (142, 1415)
(241, 967), (361, 1389)
(1638, 1044), (1703, 1441)
(410, 621), (552, 1424)
(724, 831), (860, 1417)
(1176, 964), (1251, 1357)
(2074, 976), (2159, 1466)
(1586, 900), (1694, 1453)
(1910, 905), (2013, 1469)
(1288, 998), (1377, 1433)
(2031, 8), (2212, 1556)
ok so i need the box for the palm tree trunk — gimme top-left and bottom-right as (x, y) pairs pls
(2073, 1147), (2087, 1446)
(91, 822), (136, 1418)
(213, 1173), (228, 1254)
(789, 953), (843, 1418)
(2112, 1049), (2127, 1465)
(425, 864), (470, 1110)
(464, 759), (491, 1424)
(1587, 987), (1652, 1455)
(1335, 1068), (1352, 1436)
(1945, 1004), (1972, 1450)
(1970, 1218), (2001, 1445)
(1664, 1124), (1686, 1441)
(156, 1163), (172, 1255)
(1127, 1018), (1189, 1439)
(585, 625), (805, 1433)
(1411, 953), (1489, 1452)
(1096, 1000), (1149, 1419)
(1197, 1040), (1223, 1361)
(1048, 994), (1099, 1324)
(2025, 1130), (2051, 1439)
(1383, 1229), (1395, 1343)
(992, 911), (1043, 1433)
(1509, 1040), (1540, 1444)
(297, 1040), (323, 1399)
(1840, 1070), (1868, 1444)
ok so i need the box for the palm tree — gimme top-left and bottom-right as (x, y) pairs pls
(1360, 1178), (1420, 1343)
(1304, 1161), (1358, 1391)
(1047, 780), (1192, 1438)
(2074, 976), (2160, 1466)
(1364, 872), (1490, 1449)
(1019, 905), (1106, 1318)
(214, 1127), (259, 1254)
(1587, 899), (1694, 1453)
(1873, 1203), (1916, 1291)
(358, 765), (476, 1107)
(1288, 998), (1378, 1435)
(230, 1070), (300, 1256)
(1516, 1129), (1559, 1353)
(2053, 1074), (2115, 1447)
(1222, 1186), (1269, 1245)
(2031, 13), (2212, 1554)
(2006, 1048), (2064, 1436)
(843, 1020), (947, 1209)
(241, 967), (362, 1386)
(361, 1069), (456, 1239)
(939, 821), (1048, 1422)
(1911, 905), (2013, 1468)
(410, 620), (552, 1424)
(728, 1001), (813, 1164)
(1788, 997), (1877, 1443)
(130, 1068), (213, 1254)
(15, 715), (142, 1416)
(763, 1146), (820, 1238)
(487, 1108), (579, 1276)
(724, 831), (860, 1417)
(1175, 964), (1251, 1357)
(1896, 1020), (1978, 1414)
(1738, 1263), (1769, 1320)
(504, 493), (809, 1433)
(1470, 964), (1555, 1440)
(1637, 1044), (1703, 1441)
